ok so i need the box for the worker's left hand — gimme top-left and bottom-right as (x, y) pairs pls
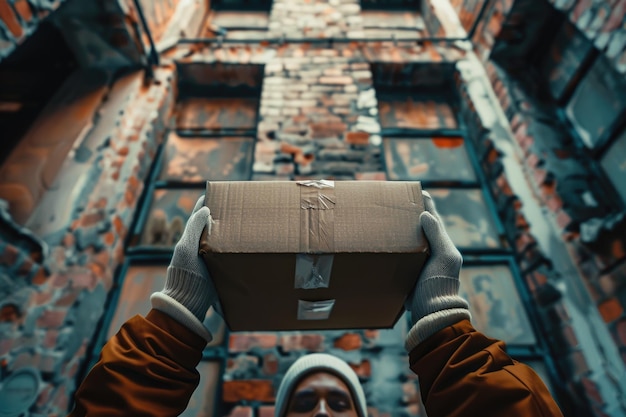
(151, 196), (218, 340)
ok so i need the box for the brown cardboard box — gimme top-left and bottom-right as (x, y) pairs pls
(199, 180), (429, 331)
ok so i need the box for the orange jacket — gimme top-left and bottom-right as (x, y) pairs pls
(69, 311), (563, 417)
(410, 319), (563, 417)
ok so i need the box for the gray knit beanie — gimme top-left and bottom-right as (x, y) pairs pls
(274, 353), (367, 417)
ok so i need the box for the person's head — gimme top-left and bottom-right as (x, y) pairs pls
(274, 353), (367, 417)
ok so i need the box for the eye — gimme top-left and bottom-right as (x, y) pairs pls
(291, 394), (317, 413)
(327, 393), (353, 412)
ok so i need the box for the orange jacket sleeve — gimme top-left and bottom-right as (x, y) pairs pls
(68, 309), (207, 417)
(409, 319), (563, 417)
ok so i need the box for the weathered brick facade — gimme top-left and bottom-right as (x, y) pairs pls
(465, 1), (626, 416)
(1, 0), (626, 416)
(0, 0), (66, 59)
(0, 68), (175, 415)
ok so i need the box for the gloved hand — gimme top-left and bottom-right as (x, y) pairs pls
(150, 196), (217, 341)
(405, 191), (471, 351)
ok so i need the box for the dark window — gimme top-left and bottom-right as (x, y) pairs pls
(127, 63), (262, 251)
(564, 56), (626, 151)
(0, 22), (77, 166)
(600, 129), (626, 206)
(383, 137), (476, 182)
(375, 63), (505, 251)
(206, 0), (271, 39)
(428, 188), (503, 250)
(539, 20), (594, 103)
(459, 264), (536, 345)
(360, 0), (420, 10)
(489, 2), (626, 213)
(379, 96), (458, 130)
(211, 0), (272, 11)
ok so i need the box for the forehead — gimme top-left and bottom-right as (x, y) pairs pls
(294, 372), (352, 393)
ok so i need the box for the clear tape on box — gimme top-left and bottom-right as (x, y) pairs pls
(296, 179), (335, 189)
(297, 299), (336, 320)
(295, 179), (336, 289)
(295, 180), (337, 319)
(295, 254), (334, 289)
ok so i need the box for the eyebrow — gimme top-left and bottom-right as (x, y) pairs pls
(293, 388), (352, 398)
(327, 390), (351, 400)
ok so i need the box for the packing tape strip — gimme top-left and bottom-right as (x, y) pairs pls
(294, 180), (336, 290)
(297, 180), (336, 252)
(294, 254), (334, 289)
(297, 299), (336, 320)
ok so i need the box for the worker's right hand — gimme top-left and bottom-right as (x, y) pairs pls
(150, 196), (218, 342)
(404, 191), (471, 351)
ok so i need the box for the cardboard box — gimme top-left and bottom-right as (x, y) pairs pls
(199, 180), (429, 331)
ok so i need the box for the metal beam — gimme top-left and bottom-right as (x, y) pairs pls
(133, 0), (160, 67)
(177, 35), (470, 45)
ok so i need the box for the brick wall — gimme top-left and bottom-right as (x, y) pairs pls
(471, 0), (626, 74)
(470, 0), (514, 62)
(0, 68), (175, 415)
(455, 61), (609, 414)
(0, 0), (205, 65)
(453, 0), (626, 414)
(268, 0), (361, 39)
(254, 43), (382, 179)
(480, 59), (626, 416)
(0, 38), (463, 417)
(0, 0), (67, 61)
(171, 4), (465, 412)
(550, 0), (626, 74)
(3, 0), (626, 415)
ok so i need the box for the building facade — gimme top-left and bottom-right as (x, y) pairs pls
(1, 0), (626, 416)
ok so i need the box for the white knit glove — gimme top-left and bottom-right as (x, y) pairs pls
(405, 191), (471, 351)
(151, 196), (217, 341)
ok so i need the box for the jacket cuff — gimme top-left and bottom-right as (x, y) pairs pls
(405, 308), (471, 352)
(411, 277), (469, 322)
(150, 292), (213, 342)
(162, 266), (213, 322)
